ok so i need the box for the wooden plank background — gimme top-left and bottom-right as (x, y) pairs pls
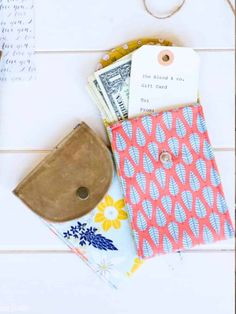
(0, 0), (235, 313)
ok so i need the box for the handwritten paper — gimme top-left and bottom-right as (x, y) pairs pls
(0, 0), (35, 82)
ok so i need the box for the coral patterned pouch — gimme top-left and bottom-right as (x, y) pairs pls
(107, 104), (234, 259)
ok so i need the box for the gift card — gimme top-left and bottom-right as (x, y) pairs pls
(128, 46), (199, 118)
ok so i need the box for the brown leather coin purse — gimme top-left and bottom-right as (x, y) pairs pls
(13, 122), (114, 222)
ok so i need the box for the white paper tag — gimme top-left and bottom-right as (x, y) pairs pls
(128, 46), (199, 118)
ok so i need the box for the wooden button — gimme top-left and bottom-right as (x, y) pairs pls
(160, 151), (172, 163)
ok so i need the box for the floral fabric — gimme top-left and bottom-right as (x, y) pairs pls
(46, 174), (143, 288)
(107, 104), (234, 259)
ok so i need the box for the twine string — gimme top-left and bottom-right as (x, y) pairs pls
(143, 0), (186, 19)
(143, 0), (235, 19)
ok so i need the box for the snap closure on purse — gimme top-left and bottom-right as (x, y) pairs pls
(76, 186), (89, 200)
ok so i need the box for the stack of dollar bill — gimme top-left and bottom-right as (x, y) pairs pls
(87, 54), (131, 123)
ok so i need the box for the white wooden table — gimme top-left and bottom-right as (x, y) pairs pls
(0, 1), (235, 313)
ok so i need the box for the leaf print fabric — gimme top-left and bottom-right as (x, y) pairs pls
(108, 104), (234, 259)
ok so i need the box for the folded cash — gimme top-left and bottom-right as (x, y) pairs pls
(87, 76), (115, 122)
(87, 54), (132, 123)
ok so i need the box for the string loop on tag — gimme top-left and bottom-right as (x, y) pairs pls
(143, 0), (186, 19)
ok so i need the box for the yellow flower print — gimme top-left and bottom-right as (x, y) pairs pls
(127, 257), (144, 276)
(94, 195), (128, 231)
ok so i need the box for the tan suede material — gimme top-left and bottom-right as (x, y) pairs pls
(13, 123), (114, 222)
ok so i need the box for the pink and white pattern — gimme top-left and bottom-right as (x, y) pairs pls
(107, 104), (234, 259)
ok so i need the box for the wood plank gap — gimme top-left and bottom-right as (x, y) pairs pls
(196, 48), (235, 52)
(213, 148), (235, 152)
(0, 148), (234, 154)
(0, 150), (51, 154)
(0, 249), (234, 254)
(34, 48), (235, 54)
(35, 50), (105, 54)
